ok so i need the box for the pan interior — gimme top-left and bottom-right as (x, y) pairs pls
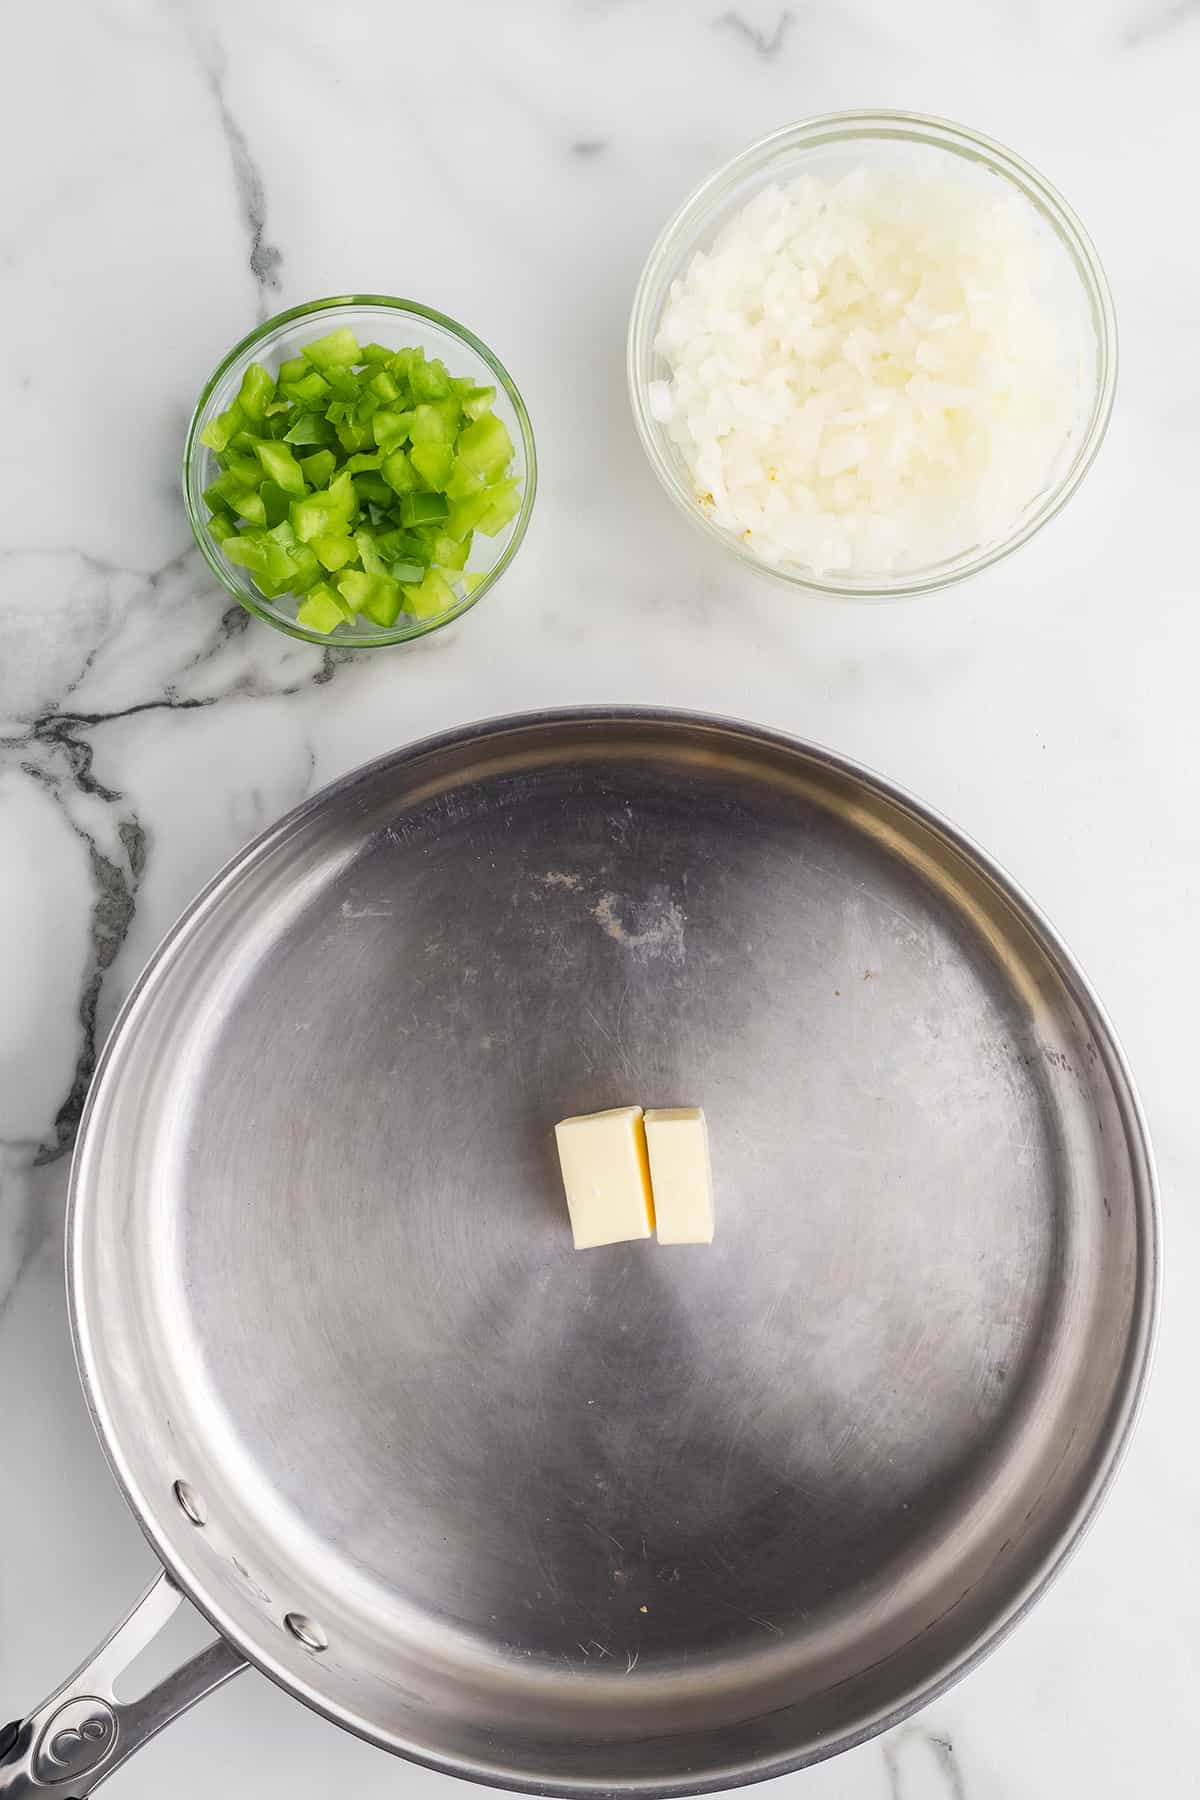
(71, 717), (1152, 1792)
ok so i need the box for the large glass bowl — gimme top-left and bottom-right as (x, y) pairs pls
(184, 296), (536, 646)
(627, 111), (1117, 600)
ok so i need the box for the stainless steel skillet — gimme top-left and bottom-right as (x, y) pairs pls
(1, 710), (1159, 1797)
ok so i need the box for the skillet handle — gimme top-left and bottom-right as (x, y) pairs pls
(0, 1571), (246, 1797)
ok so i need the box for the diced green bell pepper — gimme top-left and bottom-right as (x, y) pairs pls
(279, 371), (330, 404)
(399, 490), (449, 526)
(255, 440), (306, 495)
(296, 581), (350, 634)
(312, 531), (356, 571)
(445, 461), (488, 500)
(409, 356), (452, 402)
(456, 414), (514, 482)
(401, 567), (456, 618)
(262, 535), (299, 588)
(429, 530), (471, 570)
(355, 528), (388, 576)
(202, 333), (521, 623)
(460, 385), (497, 421)
(352, 473), (393, 505)
(322, 365), (363, 401)
(333, 568), (374, 611)
(372, 409), (414, 453)
(334, 568), (401, 625)
(229, 487), (267, 525)
(334, 416), (373, 455)
(302, 327), (362, 371)
(203, 478), (236, 516)
(260, 523), (319, 595)
(299, 449), (337, 487)
(410, 442), (454, 490)
(284, 540), (321, 593)
(199, 400), (246, 453)
(291, 470), (356, 543)
(476, 478), (522, 536)
(219, 450), (262, 485)
(410, 401), (459, 445)
(380, 448), (419, 495)
(237, 361), (276, 422)
(284, 412), (334, 446)
(224, 532), (271, 576)
(445, 488), (491, 539)
(259, 480), (293, 528)
(387, 450), (425, 496)
(326, 469), (356, 516)
(375, 527), (431, 564)
(362, 580), (403, 627)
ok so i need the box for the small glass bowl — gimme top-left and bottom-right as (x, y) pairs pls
(183, 295), (536, 646)
(627, 111), (1117, 600)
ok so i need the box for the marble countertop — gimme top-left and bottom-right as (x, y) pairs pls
(2, 2), (1196, 1795)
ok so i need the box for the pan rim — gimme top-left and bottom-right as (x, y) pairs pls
(66, 706), (1161, 1796)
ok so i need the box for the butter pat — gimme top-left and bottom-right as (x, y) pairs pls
(644, 1108), (714, 1244)
(555, 1106), (655, 1249)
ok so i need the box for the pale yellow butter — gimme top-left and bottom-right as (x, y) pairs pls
(554, 1106), (655, 1249)
(644, 1108), (714, 1244)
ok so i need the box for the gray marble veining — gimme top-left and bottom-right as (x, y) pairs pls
(182, 18), (284, 318)
(715, 10), (795, 59)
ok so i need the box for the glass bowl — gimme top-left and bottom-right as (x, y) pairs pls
(627, 111), (1117, 600)
(184, 296), (536, 646)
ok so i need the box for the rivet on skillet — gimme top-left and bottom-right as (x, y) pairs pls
(172, 1480), (207, 1526)
(284, 1613), (328, 1652)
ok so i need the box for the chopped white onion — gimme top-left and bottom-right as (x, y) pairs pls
(653, 170), (1075, 577)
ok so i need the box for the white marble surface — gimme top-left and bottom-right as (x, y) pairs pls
(2, 2), (1197, 1795)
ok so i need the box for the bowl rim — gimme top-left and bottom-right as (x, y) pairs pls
(626, 108), (1119, 601)
(183, 294), (537, 647)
